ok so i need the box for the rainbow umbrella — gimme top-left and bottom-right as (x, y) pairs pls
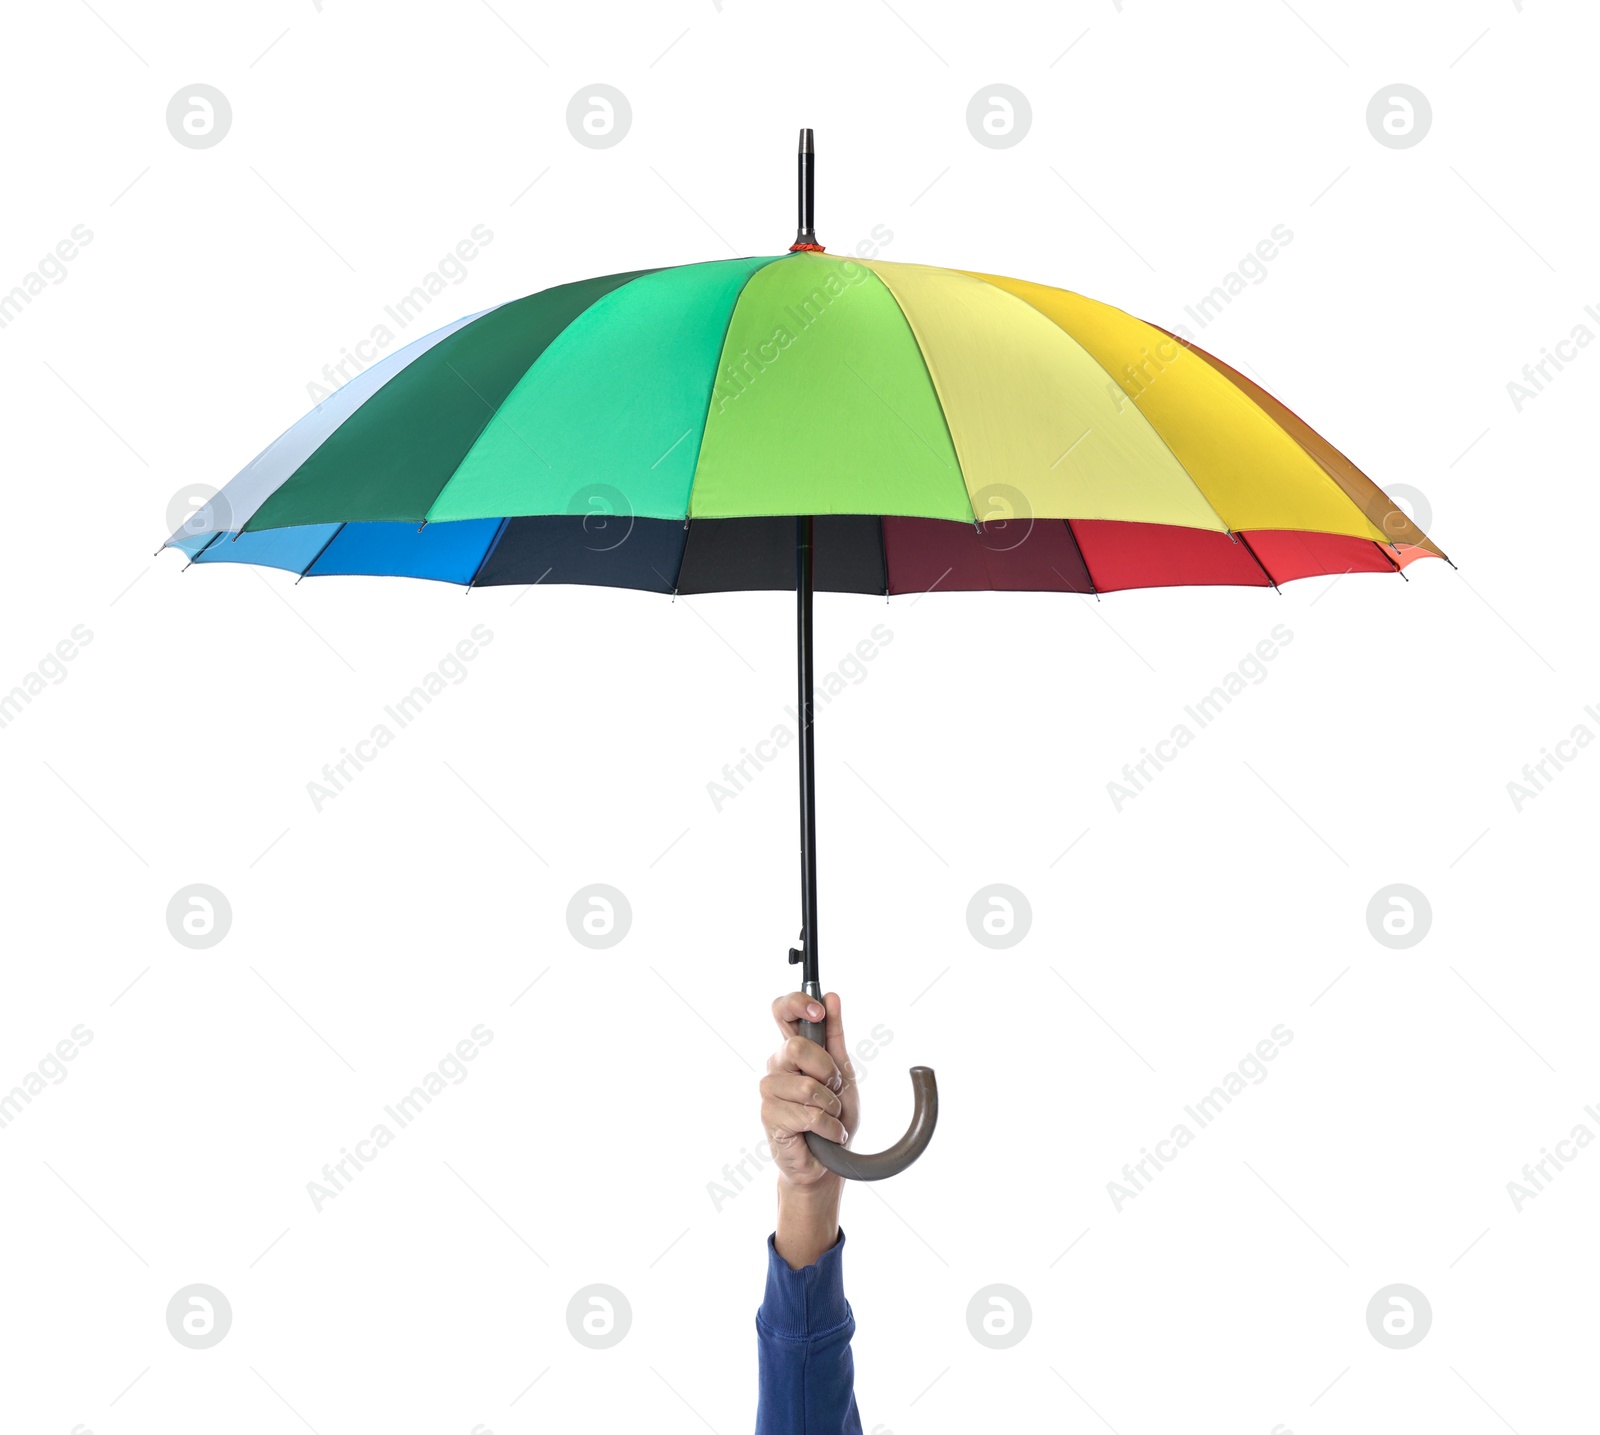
(166, 131), (1445, 1180)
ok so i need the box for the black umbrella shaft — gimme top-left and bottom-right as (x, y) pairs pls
(796, 515), (820, 990)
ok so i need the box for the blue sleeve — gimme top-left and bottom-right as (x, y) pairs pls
(755, 1228), (862, 1435)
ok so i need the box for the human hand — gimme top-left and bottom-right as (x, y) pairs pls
(762, 991), (859, 1191)
(762, 992), (858, 1269)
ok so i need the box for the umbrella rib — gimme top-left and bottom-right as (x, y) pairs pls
(973, 515), (1000, 593)
(1367, 539), (1408, 580)
(180, 531), (226, 571)
(296, 523), (345, 583)
(666, 519), (691, 596)
(466, 517), (512, 590)
(1232, 530), (1280, 592)
(1061, 519), (1099, 597)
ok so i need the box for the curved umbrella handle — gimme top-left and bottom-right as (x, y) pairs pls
(798, 1013), (938, 1181)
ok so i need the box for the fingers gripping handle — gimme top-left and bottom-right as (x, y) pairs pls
(798, 1015), (938, 1182)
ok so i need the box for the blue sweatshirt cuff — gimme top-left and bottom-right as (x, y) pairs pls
(758, 1228), (851, 1338)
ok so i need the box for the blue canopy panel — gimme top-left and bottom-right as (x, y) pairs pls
(193, 524), (342, 573)
(307, 519), (503, 584)
(186, 520), (501, 583)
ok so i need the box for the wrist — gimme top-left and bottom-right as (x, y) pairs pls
(778, 1171), (841, 1211)
(775, 1175), (841, 1269)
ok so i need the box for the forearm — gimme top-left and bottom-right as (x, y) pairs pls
(757, 992), (861, 1432)
(755, 1223), (861, 1435)
(775, 1178), (841, 1270)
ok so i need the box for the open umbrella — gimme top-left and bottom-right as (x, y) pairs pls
(165, 130), (1446, 1181)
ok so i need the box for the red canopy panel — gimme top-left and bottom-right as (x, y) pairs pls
(1241, 529), (1398, 584)
(1071, 521), (1270, 592)
(880, 518), (1419, 595)
(883, 516), (1093, 594)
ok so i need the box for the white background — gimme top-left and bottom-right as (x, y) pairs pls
(2, 1), (1595, 1432)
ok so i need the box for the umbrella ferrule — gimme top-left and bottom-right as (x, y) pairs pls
(790, 126), (823, 252)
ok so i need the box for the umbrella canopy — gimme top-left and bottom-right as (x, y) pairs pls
(165, 256), (1444, 592)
